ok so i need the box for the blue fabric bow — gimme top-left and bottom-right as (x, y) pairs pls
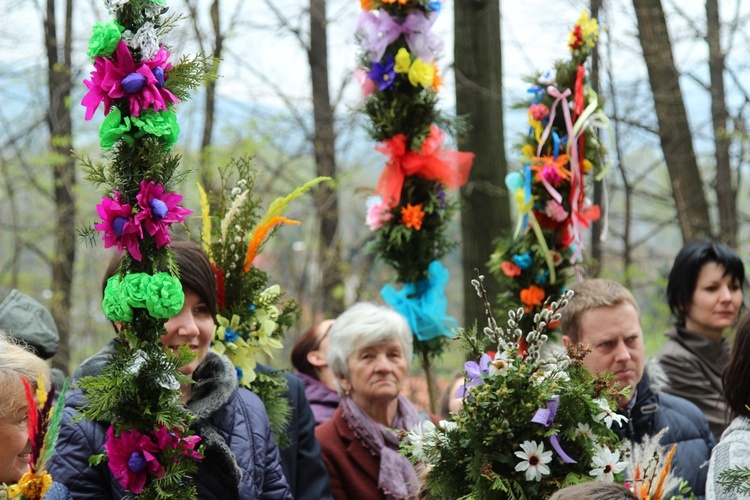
(380, 260), (459, 342)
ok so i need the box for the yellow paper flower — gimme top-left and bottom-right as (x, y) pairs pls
(583, 158), (593, 173)
(17, 471), (52, 499)
(394, 48), (411, 74)
(521, 145), (535, 163)
(577, 10), (599, 47)
(408, 58), (435, 88)
(528, 116), (544, 143)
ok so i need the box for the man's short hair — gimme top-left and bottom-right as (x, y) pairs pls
(559, 279), (640, 343)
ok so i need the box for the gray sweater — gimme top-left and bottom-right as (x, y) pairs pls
(707, 415), (750, 499)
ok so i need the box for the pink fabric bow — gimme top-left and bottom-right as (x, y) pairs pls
(357, 9), (443, 62)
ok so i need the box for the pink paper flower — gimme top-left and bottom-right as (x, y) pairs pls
(540, 163), (565, 186)
(105, 426), (166, 494)
(545, 200), (569, 222)
(529, 103), (550, 121)
(152, 426), (203, 461)
(82, 40), (179, 120)
(135, 180), (192, 249)
(354, 68), (376, 97)
(365, 196), (393, 230)
(95, 191), (144, 261)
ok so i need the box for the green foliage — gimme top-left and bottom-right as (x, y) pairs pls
(369, 177), (458, 284)
(718, 466), (750, 496)
(401, 285), (627, 499)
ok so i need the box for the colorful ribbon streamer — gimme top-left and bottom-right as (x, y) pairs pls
(531, 396), (577, 464)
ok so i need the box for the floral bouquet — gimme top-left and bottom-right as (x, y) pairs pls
(623, 428), (691, 499)
(355, 0), (474, 399)
(401, 274), (628, 499)
(1, 378), (68, 499)
(488, 10), (610, 339)
(75, 0), (212, 496)
(196, 157), (327, 443)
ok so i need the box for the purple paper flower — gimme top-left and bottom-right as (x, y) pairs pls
(367, 54), (396, 91)
(135, 180), (193, 249)
(457, 354), (492, 397)
(95, 191), (143, 261)
(82, 40), (179, 120)
(105, 426), (166, 494)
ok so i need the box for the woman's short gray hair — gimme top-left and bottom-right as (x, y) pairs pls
(0, 330), (50, 419)
(327, 302), (413, 379)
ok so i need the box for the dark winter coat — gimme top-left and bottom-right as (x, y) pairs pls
(255, 364), (332, 500)
(294, 371), (340, 426)
(47, 349), (292, 499)
(657, 326), (731, 440)
(614, 371), (716, 498)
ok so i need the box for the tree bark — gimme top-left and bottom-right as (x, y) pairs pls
(589, 0), (603, 276)
(308, 0), (344, 315)
(45, 0), (75, 376)
(455, 0), (510, 331)
(199, 0), (222, 189)
(632, 0), (712, 242)
(706, 0), (736, 246)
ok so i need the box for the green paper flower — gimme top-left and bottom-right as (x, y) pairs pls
(100, 108), (133, 150)
(122, 273), (151, 308)
(145, 272), (184, 318)
(102, 276), (133, 322)
(132, 109), (180, 150)
(87, 20), (123, 58)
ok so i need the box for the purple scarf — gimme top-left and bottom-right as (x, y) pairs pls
(341, 395), (421, 499)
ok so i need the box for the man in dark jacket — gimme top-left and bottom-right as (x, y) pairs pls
(560, 279), (715, 498)
(256, 364), (332, 500)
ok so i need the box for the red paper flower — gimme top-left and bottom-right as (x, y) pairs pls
(135, 180), (192, 249)
(95, 191), (143, 261)
(105, 426), (166, 494)
(501, 261), (522, 278)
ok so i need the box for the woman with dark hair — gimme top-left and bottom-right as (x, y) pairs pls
(706, 310), (750, 498)
(658, 239), (745, 439)
(47, 241), (292, 498)
(290, 319), (339, 425)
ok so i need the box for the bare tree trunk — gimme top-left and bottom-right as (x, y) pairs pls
(45, 0), (75, 375)
(706, 0), (736, 246)
(308, 0), (344, 315)
(455, 0), (510, 331)
(632, 0), (712, 242)
(200, 0), (222, 189)
(589, 0), (603, 277)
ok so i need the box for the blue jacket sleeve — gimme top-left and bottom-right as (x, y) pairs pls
(46, 407), (112, 499)
(262, 410), (295, 500)
(285, 373), (332, 500)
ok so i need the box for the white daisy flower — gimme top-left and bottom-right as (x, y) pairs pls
(589, 446), (628, 482)
(514, 440), (553, 482)
(593, 398), (628, 428)
(575, 422), (598, 441)
(406, 420), (436, 461)
(438, 420), (457, 432)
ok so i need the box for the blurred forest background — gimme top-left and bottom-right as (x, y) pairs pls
(1, 0), (749, 404)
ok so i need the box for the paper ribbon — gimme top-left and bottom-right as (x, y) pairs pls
(380, 260), (459, 342)
(457, 354), (492, 398)
(357, 9), (444, 63)
(375, 125), (474, 208)
(531, 396), (577, 463)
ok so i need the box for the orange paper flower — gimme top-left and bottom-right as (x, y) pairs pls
(401, 203), (425, 230)
(501, 261), (521, 278)
(244, 216), (301, 272)
(360, 0), (373, 9)
(520, 285), (546, 312)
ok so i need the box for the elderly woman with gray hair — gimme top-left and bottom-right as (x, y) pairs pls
(314, 302), (433, 500)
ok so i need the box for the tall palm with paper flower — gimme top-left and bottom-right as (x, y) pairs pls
(400, 274), (629, 498)
(489, 10), (611, 344)
(195, 156), (329, 441)
(355, 0), (474, 412)
(74, 0), (214, 497)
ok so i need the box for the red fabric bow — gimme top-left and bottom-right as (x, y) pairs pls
(375, 125), (474, 208)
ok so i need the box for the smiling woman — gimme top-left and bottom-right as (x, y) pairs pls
(46, 241), (293, 499)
